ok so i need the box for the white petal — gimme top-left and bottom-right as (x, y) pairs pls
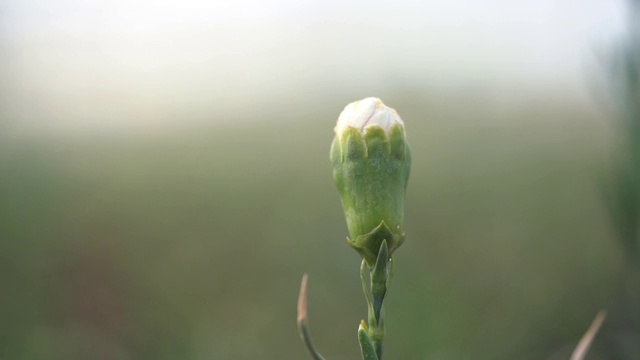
(335, 97), (404, 137)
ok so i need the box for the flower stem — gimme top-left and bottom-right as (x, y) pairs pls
(360, 241), (391, 360)
(297, 274), (327, 360)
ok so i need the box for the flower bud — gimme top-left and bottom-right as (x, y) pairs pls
(330, 97), (411, 267)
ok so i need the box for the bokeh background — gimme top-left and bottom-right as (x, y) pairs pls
(1, 0), (637, 359)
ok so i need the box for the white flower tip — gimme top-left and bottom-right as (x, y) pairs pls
(335, 97), (404, 137)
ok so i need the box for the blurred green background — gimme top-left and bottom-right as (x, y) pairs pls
(0, 0), (634, 359)
(0, 92), (624, 359)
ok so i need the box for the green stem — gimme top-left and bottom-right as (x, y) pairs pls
(359, 241), (391, 360)
(360, 259), (375, 321)
(373, 340), (383, 360)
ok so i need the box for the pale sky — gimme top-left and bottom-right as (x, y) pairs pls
(0, 0), (628, 134)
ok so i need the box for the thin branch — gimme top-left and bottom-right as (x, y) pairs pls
(297, 274), (327, 360)
(570, 310), (607, 360)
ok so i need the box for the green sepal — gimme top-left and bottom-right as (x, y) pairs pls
(388, 123), (406, 160)
(330, 136), (342, 167)
(342, 127), (367, 161)
(363, 126), (390, 158)
(347, 221), (403, 267)
(358, 321), (379, 360)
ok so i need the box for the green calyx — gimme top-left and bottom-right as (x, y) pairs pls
(348, 221), (402, 268)
(331, 123), (411, 267)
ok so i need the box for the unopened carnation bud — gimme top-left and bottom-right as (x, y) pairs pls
(330, 97), (411, 267)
